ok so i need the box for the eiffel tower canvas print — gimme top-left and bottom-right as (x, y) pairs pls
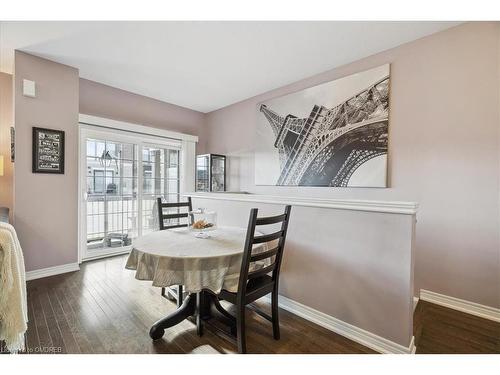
(255, 64), (390, 187)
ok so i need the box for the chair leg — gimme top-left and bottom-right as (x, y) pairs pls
(161, 287), (178, 303)
(236, 305), (247, 354)
(177, 285), (183, 308)
(271, 289), (280, 340)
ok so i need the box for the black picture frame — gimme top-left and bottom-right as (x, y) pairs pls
(32, 127), (65, 174)
(10, 126), (15, 162)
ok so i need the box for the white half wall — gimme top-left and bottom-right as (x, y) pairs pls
(187, 194), (416, 348)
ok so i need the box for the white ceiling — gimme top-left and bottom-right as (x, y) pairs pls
(0, 21), (460, 113)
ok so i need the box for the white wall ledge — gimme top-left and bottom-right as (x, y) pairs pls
(184, 192), (418, 215)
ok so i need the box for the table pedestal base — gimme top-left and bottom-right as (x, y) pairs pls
(149, 290), (236, 340)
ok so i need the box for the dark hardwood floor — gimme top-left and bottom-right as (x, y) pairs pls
(20, 255), (500, 354)
(414, 300), (500, 354)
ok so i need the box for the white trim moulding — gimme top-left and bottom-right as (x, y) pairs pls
(82, 248), (131, 263)
(184, 192), (418, 215)
(420, 289), (500, 323)
(263, 295), (415, 354)
(78, 114), (198, 143)
(413, 297), (419, 312)
(26, 263), (80, 281)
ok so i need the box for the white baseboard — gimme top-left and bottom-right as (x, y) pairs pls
(413, 297), (419, 312)
(82, 248), (130, 262)
(26, 262), (80, 281)
(263, 295), (415, 354)
(420, 289), (500, 323)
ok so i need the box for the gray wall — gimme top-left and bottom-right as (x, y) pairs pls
(14, 51), (80, 271)
(79, 78), (207, 153)
(9, 22), (500, 318)
(204, 22), (500, 309)
(13, 52), (206, 272)
(192, 197), (416, 347)
(0, 72), (13, 220)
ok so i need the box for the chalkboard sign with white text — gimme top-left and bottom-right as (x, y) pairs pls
(32, 127), (65, 174)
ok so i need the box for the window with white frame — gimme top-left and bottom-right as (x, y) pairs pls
(79, 118), (196, 260)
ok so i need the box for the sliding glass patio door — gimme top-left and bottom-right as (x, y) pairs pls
(141, 145), (180, 235)
(79, 126), (181, 260)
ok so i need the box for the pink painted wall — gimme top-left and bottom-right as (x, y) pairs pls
(14, 51), (80, 271)
(79, 78), (207, 153)
(9, 22), (500, 325)
(192, 197), (416, 347)
(12, 53), (207, 272)
(0, 72), (14, 219)
(204, 22), (500, 309)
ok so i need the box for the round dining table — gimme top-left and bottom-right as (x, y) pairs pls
(125, 226), (270, 340)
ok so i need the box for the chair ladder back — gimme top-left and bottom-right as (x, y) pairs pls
(237, 206), (292, 298)
(271, 205), (291, 282)
(157, 196), (193, 231)
(236, 208), (258, 301)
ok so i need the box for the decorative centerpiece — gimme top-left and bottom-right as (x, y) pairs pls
(189, 208), (217, 238)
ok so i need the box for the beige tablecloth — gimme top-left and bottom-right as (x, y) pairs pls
(125, 227), (270, 293)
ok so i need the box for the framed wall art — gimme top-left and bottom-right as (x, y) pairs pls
(32, 127), (65, 174)
(255, 64), (390, 187)
(10, 126), (15, 162)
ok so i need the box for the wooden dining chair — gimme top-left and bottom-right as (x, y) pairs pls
(157, 196), (193, 307)
(218, 205), (292, 354)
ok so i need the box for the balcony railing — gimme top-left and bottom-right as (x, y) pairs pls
(86, 193), (180, 250)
